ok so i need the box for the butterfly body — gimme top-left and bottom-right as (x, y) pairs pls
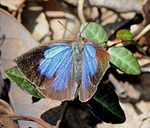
(72, 40), (85, 86)
(14, 39), (109, 102)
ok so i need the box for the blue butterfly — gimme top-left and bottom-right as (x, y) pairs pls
(14, 39), (109, 102)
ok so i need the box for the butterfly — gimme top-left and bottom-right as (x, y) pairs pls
(14, 37), (109, 102)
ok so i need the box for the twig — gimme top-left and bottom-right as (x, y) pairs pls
(0, 114), (53, 128)
(77, 0), (86, 23)
(134, 24), (150, 41)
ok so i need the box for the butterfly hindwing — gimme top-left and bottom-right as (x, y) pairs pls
(79, 42), (110, 102)
(14, 40), (77, 101)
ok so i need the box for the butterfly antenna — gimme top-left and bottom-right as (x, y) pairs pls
(77, 22), (91, 38)
(57, 20), (76, 38)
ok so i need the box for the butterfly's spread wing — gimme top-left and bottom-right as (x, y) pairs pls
(14, 40), (77, 101)
(79, 42), (109, 102)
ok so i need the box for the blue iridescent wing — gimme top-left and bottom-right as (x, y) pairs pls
(14, 40), (77, 101)
(79, 42), (110, 102)
(38, 44), (72, 90)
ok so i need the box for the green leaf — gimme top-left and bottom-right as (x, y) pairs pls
(108, 47), (141, 75)
(89, 84), (126, 123)
(80, 22), (108, 46)
(116, 29), (133, 41)
(5, 67), (44, 98)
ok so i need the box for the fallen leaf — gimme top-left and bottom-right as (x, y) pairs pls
(0, 0), (26, 11)
(21, 1), (51, 43)
(0, 8), (38, 72)
(38, 0), (80, 40)
(136, 0), (150, 47)
(0, 99), (19, 128)
(9, 85), (61, 127)
(89, 0), (142, 13)
(142, 0), (150, 25)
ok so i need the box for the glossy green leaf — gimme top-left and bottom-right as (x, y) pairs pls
(80, 22), (108, 46)
(108, 47), (141, 75)
(116, 29), (133, 41)
(5, 67), (44, 98)
(89, 84), (126, 123)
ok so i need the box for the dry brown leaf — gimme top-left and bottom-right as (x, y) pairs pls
(84, 7), (99, 21)
(9, 85), (61, 127)
(0, 99), (14, 115)
(65, 0), (142, 13)
(138, 57), (150, 67)
(42, 9), (80, 39)
(0, 8), (38, 72)
(0, 0), (25, 11)
(137, 0), (150, 47)
(49, 15), (80, 40)
(36, 0), (80, 39)
(32, 12), (50, 42)
(89, 0), (142, 13)
(123, 82), (141, 100)
(137, 29), (150, 47)
(136, 101), (150, 113)
(64, 0), (78, 6)
(142, 0), (150, 25)
(137, 73), (150, 100)
(0, 99), (19, 128)
(20, 1), (51, 43)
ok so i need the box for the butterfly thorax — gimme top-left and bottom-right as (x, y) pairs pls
(73, 41), (84, 86)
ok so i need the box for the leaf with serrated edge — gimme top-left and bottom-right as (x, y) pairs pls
(108, 47), (141, 75)
(5, 67), (44, 98)
(80, 22), (108, 46)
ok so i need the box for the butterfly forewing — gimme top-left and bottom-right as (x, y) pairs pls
(14, 40), (77, 101)
(79, 42), (110, 102)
